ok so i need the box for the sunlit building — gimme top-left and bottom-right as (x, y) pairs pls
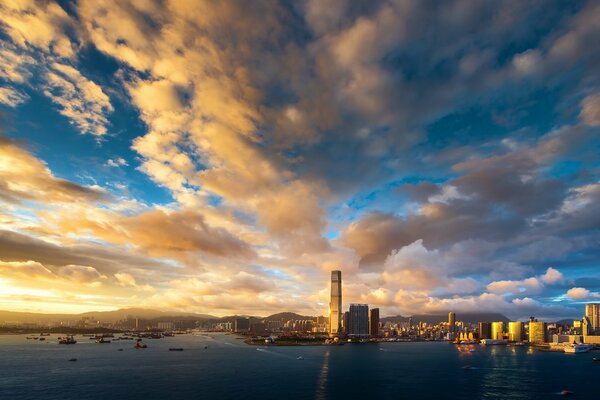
(528, 317), (547, 343)
(329, 270), (342, 336)
(348, 304), (369, 338)
(585, 303), (600, 335)
(369, 308), (380, 337)
(448, 312), (456, 334)
(491, 322), (505, 341)
(508, 321), (523, 342)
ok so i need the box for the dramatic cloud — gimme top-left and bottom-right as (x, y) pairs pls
(0, 0), (598, 318)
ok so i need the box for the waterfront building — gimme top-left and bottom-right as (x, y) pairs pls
(348, 304), (369, 338)
(369, 308), (380, 337)
(491, 322), (505, 341)
(508, 321), (523, 342)
(329, 270), (342, 336)
(528, 317), (547, 343)
(479, 322), (492, 339)
(234, 317), (251, 333)
(157, 321), (174, 331)
(343, 311), (349, 334)
(448, 312), (456, 334)
(585, 303), (600, 335)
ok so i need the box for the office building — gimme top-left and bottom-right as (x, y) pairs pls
(369, 308), (380, 337)
(343, 311), (349, 334)
(234, 317), (250, 333)
(528, 317), (547, 343)
(329, 270), (342, 336)
(491, 321), (505, 341)
(508, 321), (524, 342)
(348, 304), (369, 338)
(448, 312), (456, 334)
(585, 303), (600, 335)
(479, 322), (492, 339)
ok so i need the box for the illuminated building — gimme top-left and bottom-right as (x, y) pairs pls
(585, 303), (600, 334)
(329, 270), (342, 336)
(528, 317), (547, 343)
(508, 321), (523, 342)
(448, 312), (456, 334)
(369, 308), (380, 337)
(491, 322), (505, 341)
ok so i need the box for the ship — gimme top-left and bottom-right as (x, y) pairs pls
(59, 336), (77, 345)
(95, 337), (111, 344)
(564, 343), (592, 353)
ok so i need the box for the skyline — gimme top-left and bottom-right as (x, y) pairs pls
(1, 0), (600, 320)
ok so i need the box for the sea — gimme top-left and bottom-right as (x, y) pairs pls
(0, 333), (597, 400)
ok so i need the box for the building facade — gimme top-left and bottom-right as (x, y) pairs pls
(479, 322), (492, 339)
(348, 304), (369, 338)
(369, 308), (380, 337)
(448, 312), (456, 335)
(329, 270), (342, 336)
(528, 320), (547, 343)
(585, 303), (600, 335)
(491, 322), (505, 341)
(508, 321), (524, 342)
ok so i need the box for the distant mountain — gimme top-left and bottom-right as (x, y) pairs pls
(381, 312), (510, 324)
(555, 319), (575, 325)
(263, 312), (317, 321)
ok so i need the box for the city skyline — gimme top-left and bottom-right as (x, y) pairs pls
(0, 0), (600, 320)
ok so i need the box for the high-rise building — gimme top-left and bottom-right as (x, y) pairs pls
(491, 321), (505, 341)
(369, 308), (380, 337)
(234, 318), (250, 333)
(448, 312), (456, 334)
(348, 304), (369, 338)
(343, 311), (350, 334)
(528, 317), (547, 343)
(479, 322), (492, 339)
(329, 270), (342, 336)
(585, 303), (600, 335)
(508, 321), (524, 342)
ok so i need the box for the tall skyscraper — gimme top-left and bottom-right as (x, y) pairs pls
(479, 322), (492, 339)
(329, 270), (342, 336)
(448, 312), (456, 334)
(491, 321), (505, 340)
(528, 318), (547, 343)
(369, 308), (380, 337)
(348, 304), (369, 338)
(508, 321), (524, 342)
(585, 303), (600, 335)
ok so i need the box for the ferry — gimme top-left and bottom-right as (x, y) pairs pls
(95, 337), (111, 344)
(564, 344), (592, 353)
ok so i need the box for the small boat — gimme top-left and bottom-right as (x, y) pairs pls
(462, 365), (471, 369)
(95, 337), (111, 344)
(469, 349), (476, 352)
(134, 339), (147, 349)
(593, 357), (600, 362)
(68, 358), (77, 362)
(297, 356), (304, 360)
(169, 348), (184, 351)
(39, 337), (46, 341)
(560, 389), (574, 396)
(117, 348), (124, 351)
(204, 346), (208, 350)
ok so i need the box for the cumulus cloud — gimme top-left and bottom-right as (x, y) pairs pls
(566, 287), (600, 300)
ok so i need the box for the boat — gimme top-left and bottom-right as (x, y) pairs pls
(68, 358), (77, 362)
(39, 337), (46, 341)
(296, 356), (304, 360)
(204, 346), (208, 350)
(169, 348), (184, 351)
(593, 357), (600, 362)
(59, 336), (77, 345)
(118, 348), (124, 351)
(564, 344), (592, 353)
(95, 337), (111, 344)
(134, 339), (147, 349)
(561, 389), (574, 396)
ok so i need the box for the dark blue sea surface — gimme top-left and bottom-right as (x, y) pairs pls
(0, 334), (597, 399)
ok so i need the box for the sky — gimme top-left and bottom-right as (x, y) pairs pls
(0, 0), (599, 320)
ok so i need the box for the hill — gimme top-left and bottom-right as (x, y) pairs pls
(382, 312), (510, 325)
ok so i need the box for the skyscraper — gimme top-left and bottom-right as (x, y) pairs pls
(329, 270), (342, 336)
(448, 312), (456, 334)
(479, 322), (492, 339)
(528, 318), (547, 343)
(491, 321), (505, 341)
(369, 308), (380, 337)
(585, 303), (600, 335)
(508, 321), (524, 342)
(348, 304), (369, 338)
